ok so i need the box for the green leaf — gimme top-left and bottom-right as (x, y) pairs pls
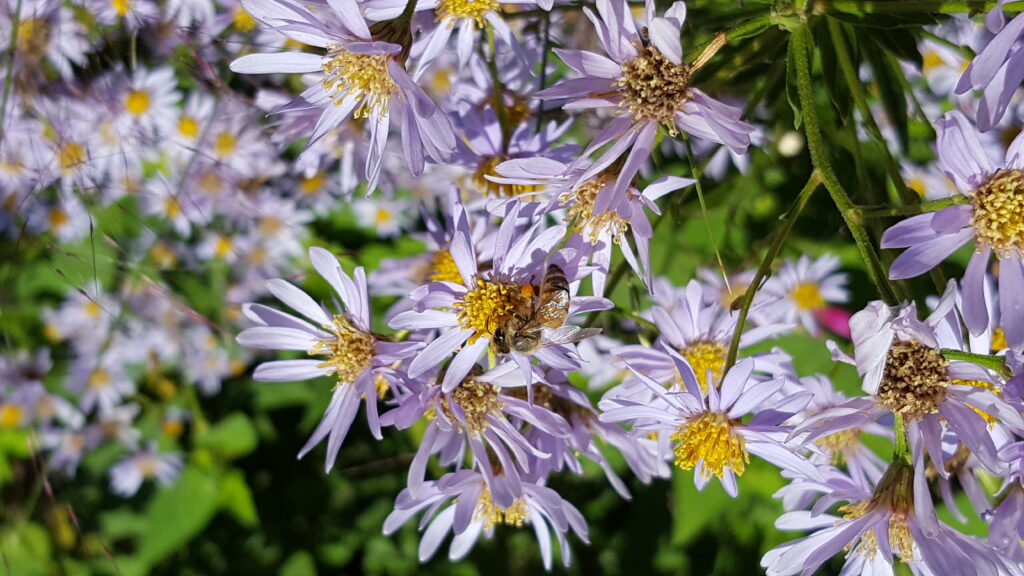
(280, 550), (317, 576)
(196, 412), (259, 459)
(817, 19), (854, 120)
(862, 39), (910, 152)
(218, 468), (259, 527)
(100, 507), (146, 541)
(137, 465), (220, 568)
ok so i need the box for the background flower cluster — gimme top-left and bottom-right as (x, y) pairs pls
(4, 0), (1024, 574)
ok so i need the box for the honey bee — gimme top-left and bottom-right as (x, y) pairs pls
(491, 264), (602, 354)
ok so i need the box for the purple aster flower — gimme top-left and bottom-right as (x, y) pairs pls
(237, 246), (420, 472)
(381, 360), (571, 505)
(792, 375), (889, 488)
(989, 441), (1024, 565)
(108, 443), (183, 497)
(761, 253), (850, 338)
(955, 1), (1024, 131)
(536, 0), (753, 196)
(229, 0), (455, 193)
(494, 157), (694, 291)
(762, 451), (1019, 576)
(880, 110), (1024, 348)
(389, 201), (608, 393)
(600, 355), (819, 497)
(819, 297), (1024, 477)
(382, 469), (588, 570)
(612, 279), (792, 394)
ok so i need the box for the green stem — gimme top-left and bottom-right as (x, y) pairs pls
(724, 171), (821, 371)
(827, 18), (915, 205)
(484, 26), (511, 154)
(857, 195), (969, 219)
(684, 138), (728, 292)
(818, 1), (1014, 13)
(790, 24), (900, 305)
(0, 0), (22, 146)
(941, 348), (1012, 379)
(893, 413), (910, 464)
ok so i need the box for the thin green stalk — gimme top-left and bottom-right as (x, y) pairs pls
(485, 26), (511, 153)
(819, 1), (1015, 14)
(684, 138), (728, 293)
(893, 414), (910, 464)
(941, 348), (1012, 379)
(790, 24), (900, 305)
(0, 0), (23, 146)
(857, 195), (969, 218)
(827, 17), (915, 205)
(724, 171), (821, 371)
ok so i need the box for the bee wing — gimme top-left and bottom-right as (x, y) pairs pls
(543, 325), (602, 346)
(536, 264), (571, 329)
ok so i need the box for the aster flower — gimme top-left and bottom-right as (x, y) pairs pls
(381, 360), (571, 505)
(382, 469), (588, 570)
(955, 2), (1024, 131)
(880, 110), (1024, 348)
(236, 246), (420, 471)
(816, 298), (1024, 477)
(793, 375), (889, 488)
(536, 0), (753, 196)
(600, 355), (819, 497)
(762, 454), (1019, 576)
(108, 443), (183, 497)
(390, 201), (607, 393)
(229, 0), (455, 193)
(493, 157), (694, 292)
(613, 279), (792, 394)
(761, 254), (850, 338)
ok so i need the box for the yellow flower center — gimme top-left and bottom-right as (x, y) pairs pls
(840, 463), (916, 562)
(563, 176), (630, 245)
(437, 376), (503, 433)
(57, 141), (87, 175)
(877, 340), (949, 420)
(214, 235), (232, 258)
(922, 50), (944, 73)
(214, 132), (237, 157)
(679, 341), (728, 392)
(162, 419), (184, 437)
(88, 369), (111, 389)
(322, 49), (396, 119)
(908, 176), (927, 197)
(300, 172), (325, 195)
(991, 326), (1008, 352)
(125, 90), (150, 116)
(178, 116), (199, 139)
(49, 209), (69, 229)
(0, 404), (23, 428)
(436, 0), (500, 26)
(259, 216), (282, 236)
(790, 282), (825, 311)
(816, 428), (862, 465)
(475, 488), (528, 528)
(311, 315), (375, 385)
(670, 411), (748, 480)
(16, 18), (50, 59)
(454, 279), (529, 344)
(954, 379), (1000, 426)
(112, 0), (131, 17)
(163, 196), (182, 218)
(427, 250), (464, 284)
(85, 301), (101, 318)
(150, 242), (178, 268)
(970, 169), (1024, 258)
(471, 155), (542, 198)
(617, 43), (691, 131)
(232, 7), (258, 32)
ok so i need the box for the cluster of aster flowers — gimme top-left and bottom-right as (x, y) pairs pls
(8, 0), (1024, 571)
(222, 0), (1024, 571)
